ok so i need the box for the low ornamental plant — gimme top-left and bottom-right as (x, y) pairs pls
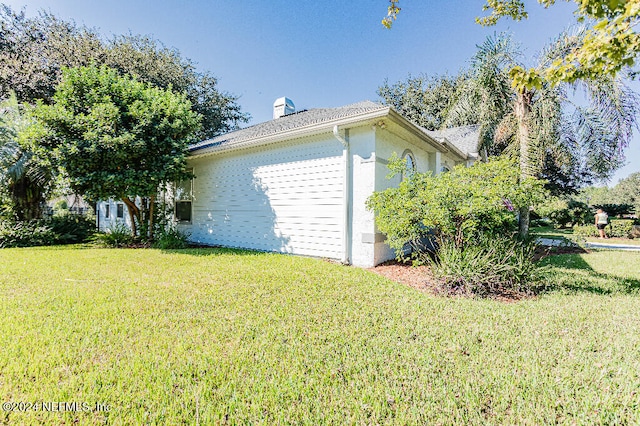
(0, 220), (56, 248)
(93, 223), (134, 248)
(432, 234), (540, 297)
(152, 225), (190, 249)
(367, 157), (547, 296)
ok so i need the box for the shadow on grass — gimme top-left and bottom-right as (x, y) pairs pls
(159, 246), (278, 258)
(538, 253), (640, 296)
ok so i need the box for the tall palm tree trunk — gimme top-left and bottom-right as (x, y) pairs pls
(515, 89), (533, 237)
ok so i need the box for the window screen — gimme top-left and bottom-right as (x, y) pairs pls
(175, 170), (193, 223)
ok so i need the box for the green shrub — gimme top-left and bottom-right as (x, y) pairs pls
(367, 157), (546, 261)
(432, 235), (539, 297)
(48, 212), (96, 244)
(592, 204), (634, 218)
(573, 219), (635, 239)
(93, 224), (134, 248)
(152, 226), (190, 249)
(535, 197), (592, 228)
(0, 220), (56, 248)
(573, 224), (599, 238)
(609, 219), (635, 238)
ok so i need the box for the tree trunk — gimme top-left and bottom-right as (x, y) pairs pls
(121, 196), (139, 238)
(10, 175), (44, 220)
(148, 194), (156, 241)
(515, 89), (533, 238)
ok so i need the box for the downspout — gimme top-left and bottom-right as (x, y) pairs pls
(333, 125), (351, 265)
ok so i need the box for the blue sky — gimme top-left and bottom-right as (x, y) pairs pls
(6, 0), (639, 185)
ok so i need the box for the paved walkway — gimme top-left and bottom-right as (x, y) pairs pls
(583, 241), (640, 251)
(537, 237), (640, 251)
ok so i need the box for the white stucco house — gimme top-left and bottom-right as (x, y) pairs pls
(97, 99), (480, 267)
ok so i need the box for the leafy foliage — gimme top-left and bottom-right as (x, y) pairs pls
(574, 218), (636, 238)
(383, 0), (640, 86)
(48, 212), (96, 244)
(0, 94), (54, 220)
(0, 5), (248, 139)
(366, 156), (546, 260)
(0, 211), (95, 248)
(32, 65), (200, 239)
(377, 74), (465, 130)
(432, 234), (539, 297)
(592, 203), (634, 218)
(93, 223), (134, 248)
(0, 219), (56, 248)
(152, 226), (191, 249)
(535, 197), (592, 228)
(613, 172), (640, 215)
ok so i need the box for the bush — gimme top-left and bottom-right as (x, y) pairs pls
(152, 226), (190, 249)
(573, 219), (635, 239)
(573, 224), (599, 238)
(609, 219), (635, 238)
(367, 157), (546, 261)
(93, 224), (134, 248)
(48, 212), (96, 244)
(592, 204), (634, 218)
(0, 220), (56, 248)
(535, 197), (592, 228)
(432, 235), (539, 297)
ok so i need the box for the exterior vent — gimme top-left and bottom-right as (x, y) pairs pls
(273, 97), (295, 119)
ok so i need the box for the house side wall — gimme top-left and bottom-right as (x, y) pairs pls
(183, 135), (345, 259)
(346, 126), (377, 267)
(372, 128), (440, 265)
(96, 199), (132, 232)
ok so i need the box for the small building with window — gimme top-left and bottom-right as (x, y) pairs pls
(97, 199), (130, 231)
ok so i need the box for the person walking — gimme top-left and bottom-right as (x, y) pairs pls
(595, 208), (609, 239)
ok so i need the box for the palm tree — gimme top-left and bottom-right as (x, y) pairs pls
(0, 95), (52, 220)
(445, 31), (639, 236)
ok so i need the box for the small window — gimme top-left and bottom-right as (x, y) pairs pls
(441, 165), (451, 173)
(402, 150), (416, 179)
(116, 203), (124, 218)
(175, 170), (193, 223)
(105, 204), (110, 218)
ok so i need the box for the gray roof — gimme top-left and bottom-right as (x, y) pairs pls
(190, 101), (387, 153)
(424, 124), (481, 156)
(189, 100), (480, 159)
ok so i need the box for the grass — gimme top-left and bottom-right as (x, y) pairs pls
(1, 246), (640, 424)
(530, 225), (574, 241)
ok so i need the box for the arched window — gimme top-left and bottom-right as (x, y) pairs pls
(401, 149), (416, 178)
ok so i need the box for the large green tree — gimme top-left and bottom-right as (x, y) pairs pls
(0, 5), (247, 139)
(448, 32), (638, 235)
(33, 65), (201, 239)
(382, 0), (640, 86)
(613, 172), (640, 214)
(377, 74), (465, 130)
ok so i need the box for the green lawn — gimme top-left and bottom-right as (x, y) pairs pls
(1, 247), (639, 424)
(530, 225), (574, 241)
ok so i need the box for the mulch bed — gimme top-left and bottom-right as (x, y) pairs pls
(368, 260), (440, 295)
(368, 242), (590, 301)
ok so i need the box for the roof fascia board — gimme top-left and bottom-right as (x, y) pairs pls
(385, 110), (468, 161)
(189, 107), (392, 158)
